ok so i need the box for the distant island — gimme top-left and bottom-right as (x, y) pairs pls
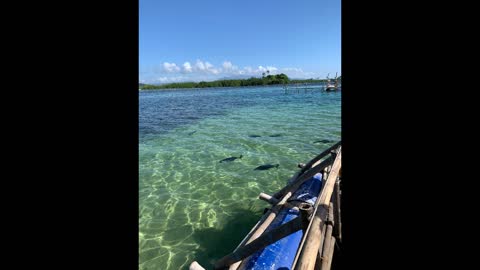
(139, 74), (337, 90)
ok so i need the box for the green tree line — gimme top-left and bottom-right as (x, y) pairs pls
(140, 74), (292, 90)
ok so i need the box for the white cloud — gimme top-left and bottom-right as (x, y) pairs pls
(195, 60), (206, 71)
(205, 62), (220, 74)
(223, 61), (237, 70)
(221, 61), (239, 74)
(205, 62), (213, 69)
(140, 59), (317, 83)
(155, 76), (186, 83)
(223, 61), (233, 70)
(194, 60), (220, 74)
(254, 65), (278, 74)
(281, 67), (308, 78)
(283, 67), (304, 72)
(183, 62), (192, 72)
(266, 66), (278, 74)
(163, 62), (180, 72)
(257, 66), (267, 72)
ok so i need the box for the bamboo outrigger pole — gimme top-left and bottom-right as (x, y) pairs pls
(292, 148), (341, 270)
(273, 141), (341, 200)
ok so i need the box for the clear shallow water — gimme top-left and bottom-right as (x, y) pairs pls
(139, 86), (340, 270)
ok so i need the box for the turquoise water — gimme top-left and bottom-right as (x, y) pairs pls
(139, 86), (341, 270)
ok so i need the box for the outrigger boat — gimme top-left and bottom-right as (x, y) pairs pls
(325, 73), (340, 92)
(190, 141), (342, 270)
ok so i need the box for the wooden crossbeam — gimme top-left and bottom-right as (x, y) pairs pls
(214, 216), (303, 269)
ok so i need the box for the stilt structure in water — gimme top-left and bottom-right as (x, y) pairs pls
(284, 83), (325, 94)
(284, 73), (341, 94)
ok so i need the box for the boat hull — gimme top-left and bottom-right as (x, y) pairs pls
(238, 173), (323, 270)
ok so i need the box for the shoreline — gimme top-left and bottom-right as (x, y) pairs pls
(139, 82), (327, 92)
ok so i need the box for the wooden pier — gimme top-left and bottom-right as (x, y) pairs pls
(283, 84), (326, 94)
(190, 142), (342, 270)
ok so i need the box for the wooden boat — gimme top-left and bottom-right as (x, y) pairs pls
(325, 81), (338, 92)
(190, 141), (342, 270)
(325, 73), (340, 92)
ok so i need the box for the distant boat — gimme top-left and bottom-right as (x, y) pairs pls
(325, 81), (338, 91)
(325, 72), (340, 92)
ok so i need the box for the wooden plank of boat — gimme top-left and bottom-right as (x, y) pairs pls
(318, 203), (335, 270)
(292, 148), (341, 270)
(332, 180), (342, 242)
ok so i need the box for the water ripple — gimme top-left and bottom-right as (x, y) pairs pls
(139, 86), (340, 270)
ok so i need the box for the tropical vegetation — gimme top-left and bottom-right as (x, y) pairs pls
(141, 73), (290, 90)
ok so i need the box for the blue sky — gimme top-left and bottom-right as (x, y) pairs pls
(140, 0), (341, 84)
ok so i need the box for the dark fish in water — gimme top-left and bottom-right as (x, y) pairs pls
(314, 139), (333, 144)
(249, 135), (261, 138)
(254, 164), (279, 170)
(188, 131), (197, 135)
(219, 155), (243, 163)
(269, 134), (282, 137)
